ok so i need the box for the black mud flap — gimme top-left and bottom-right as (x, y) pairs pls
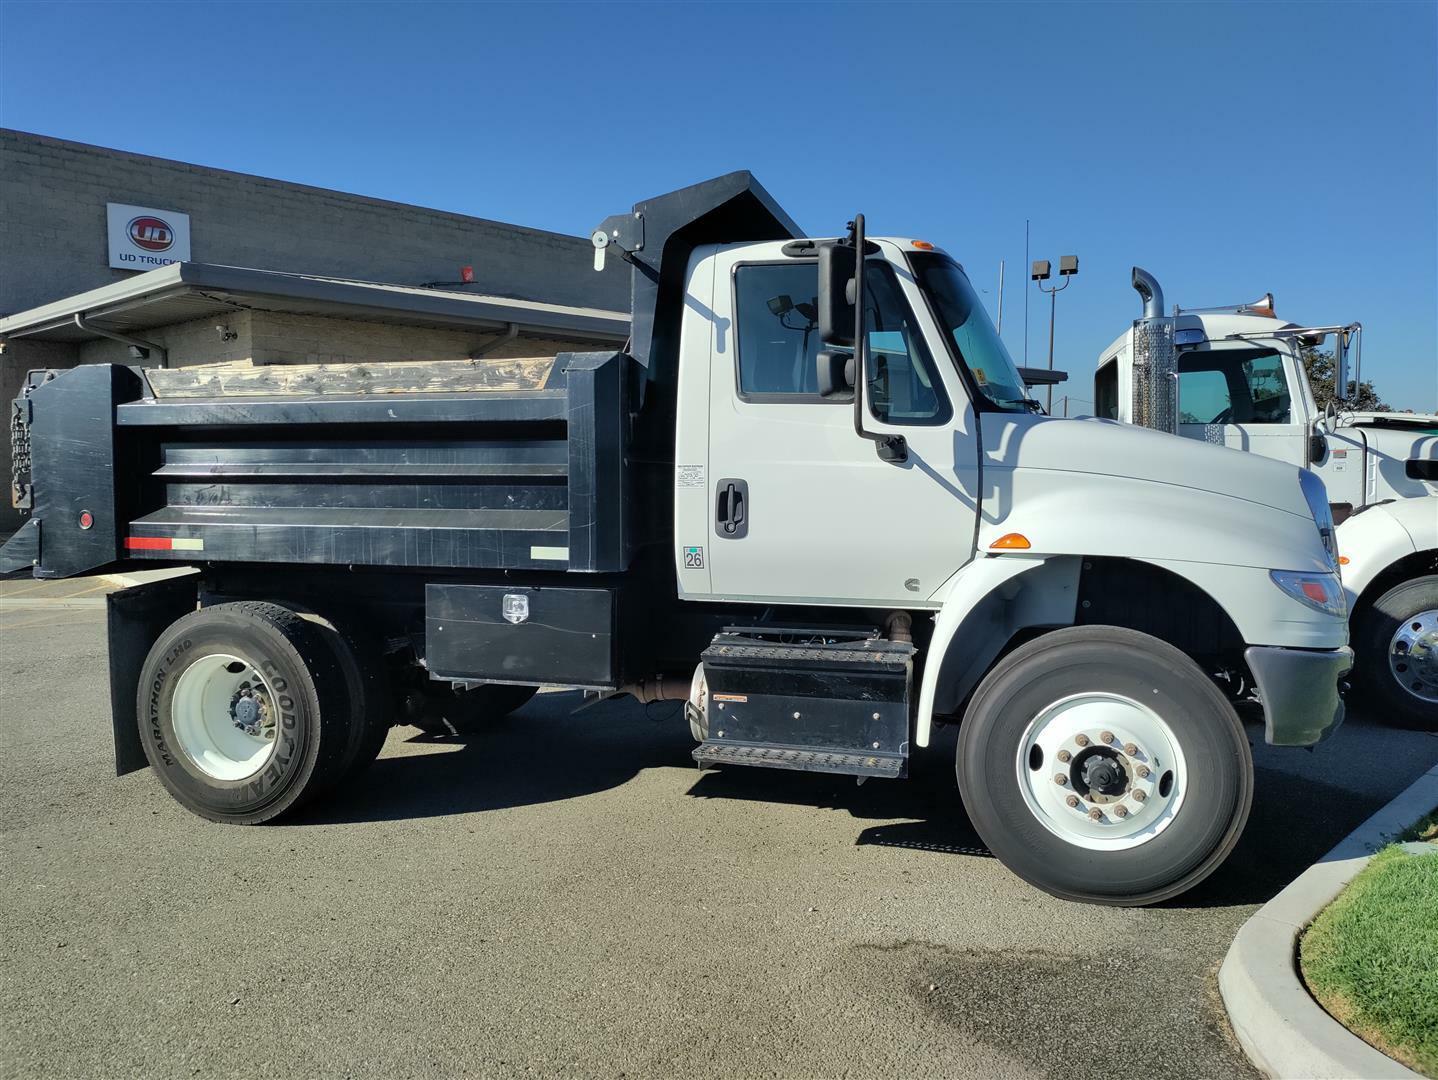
(106, 573), (198, 775)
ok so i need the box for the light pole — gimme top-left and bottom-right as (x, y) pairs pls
(1031, 255), (1079, 413)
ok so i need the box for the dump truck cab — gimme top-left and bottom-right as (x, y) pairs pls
(0, 175), (1360, 904)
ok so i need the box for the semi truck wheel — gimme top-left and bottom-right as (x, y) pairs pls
(408, 683), (538, 735)
(1355, 575), (1438, 731)
(135, 602), (352, 823)
(956, 626), (1252, 906)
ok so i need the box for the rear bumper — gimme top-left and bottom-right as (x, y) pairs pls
(1244, 645), (1353, 746)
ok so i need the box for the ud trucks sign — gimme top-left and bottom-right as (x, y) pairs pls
(106, 203), (190, 270)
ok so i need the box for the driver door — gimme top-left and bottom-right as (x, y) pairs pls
(1177, 347), (1307, 467)
(694, 243), (980, 609)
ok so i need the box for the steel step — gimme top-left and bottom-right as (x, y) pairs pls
(693, 740), (905, 779)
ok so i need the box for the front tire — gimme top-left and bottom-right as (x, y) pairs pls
(136, 602), (352, 823)
(1354, 575), (1438, 731)
(957, 626), (1252, 906)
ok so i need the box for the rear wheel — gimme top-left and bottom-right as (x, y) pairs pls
(311, 616), (394, 784)
(1355, 575), (1438, 731)
(136, 601), (352, 823)
(957, 626), (1252, 905)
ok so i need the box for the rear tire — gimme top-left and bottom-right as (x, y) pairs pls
(136, 601), (352, 824)
(956, 625), (1252, 906)
(311, 617), (394, 784)
(1354, 575), (1438, 731)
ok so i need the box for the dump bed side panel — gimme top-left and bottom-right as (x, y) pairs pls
(5, 352), (635, 579)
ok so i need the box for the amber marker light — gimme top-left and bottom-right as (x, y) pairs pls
(990, 533), (1032, 550)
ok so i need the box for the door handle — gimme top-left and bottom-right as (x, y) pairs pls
(715, 478), (749, 539)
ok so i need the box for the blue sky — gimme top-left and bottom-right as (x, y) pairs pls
(3, 0), (1435, 410)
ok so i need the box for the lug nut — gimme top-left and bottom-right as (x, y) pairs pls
(1057, 749), (1072, 763)
(1136, 765), (1151, 779)
(1133, 790), (1147, 803)
(1066, 795), (1080, 808)
(1054, 773), (1068, 786)
(1088, 808), (1103, 821)
(1123, 742), (1138, 756)
(1100, 731), (1115, 744)
(1075, 734), (1090, 747)
(1114, 805), (1129, 819)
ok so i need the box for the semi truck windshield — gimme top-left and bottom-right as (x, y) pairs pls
(911, 252), (1032, 413)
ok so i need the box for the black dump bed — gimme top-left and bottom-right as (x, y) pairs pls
(4, 351), (632, 579)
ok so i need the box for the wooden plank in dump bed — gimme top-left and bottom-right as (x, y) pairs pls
(144, 356), (560, 398)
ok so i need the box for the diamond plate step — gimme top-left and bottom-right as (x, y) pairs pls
(693, 740), (905, 779)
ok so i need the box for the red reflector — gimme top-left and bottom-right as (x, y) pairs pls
(1300, 581), (1329, 603)
(460, 265), (474, 283)
(78, 511), (94, 530)
(124, 536), (172, 550)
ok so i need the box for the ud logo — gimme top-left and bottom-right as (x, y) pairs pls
(683, 546), (704, 569)
(127, 216), (174, 252)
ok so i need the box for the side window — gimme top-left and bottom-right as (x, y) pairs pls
(862, 265), (949, 425)
(1095, 357), (1119, 419)
(1178, 368), (1233, 424)
(734, 263), (825, 397)
(732, 261), (950, 424)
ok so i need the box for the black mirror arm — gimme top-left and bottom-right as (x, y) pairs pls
(847, 214), (907, 464)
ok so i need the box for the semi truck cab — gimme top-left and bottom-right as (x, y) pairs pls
(1094, 268), (1437, 727)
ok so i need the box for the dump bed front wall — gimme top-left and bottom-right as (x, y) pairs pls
(15, 353), (635, 579)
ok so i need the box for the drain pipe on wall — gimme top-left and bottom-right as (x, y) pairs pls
(469, 322), (520, 359)
(73, 313), (169, 368)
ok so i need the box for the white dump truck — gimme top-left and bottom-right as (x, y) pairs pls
(2, 175), (1354, 904)
(1094, 269), (1437, 728)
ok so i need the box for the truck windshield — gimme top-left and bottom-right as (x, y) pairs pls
(910, 252), (1032, 413)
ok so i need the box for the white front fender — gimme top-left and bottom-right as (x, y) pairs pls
(1337, 499), (1434, 605)
(915, 555), (1080, 747)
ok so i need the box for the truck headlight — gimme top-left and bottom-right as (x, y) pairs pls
(1270, 570), (1347, 618)
(1299, 469), (1339, 568)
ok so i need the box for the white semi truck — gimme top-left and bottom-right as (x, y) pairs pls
(2, 174), (1353, 905)
(1094, 269), (1437, 728)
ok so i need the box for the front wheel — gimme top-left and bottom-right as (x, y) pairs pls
(957, 626), (1253, 906)
(1354, 575), (1438, 731)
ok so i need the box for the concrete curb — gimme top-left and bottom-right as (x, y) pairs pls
(1219, 760), (1438, 1079)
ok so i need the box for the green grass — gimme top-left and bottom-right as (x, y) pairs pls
(1299, 843), (1438, 1076)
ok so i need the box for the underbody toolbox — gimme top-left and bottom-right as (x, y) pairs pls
(694, 629), (914, 779)
(425, 583), (617, 687)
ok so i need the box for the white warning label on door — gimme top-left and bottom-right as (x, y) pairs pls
(676, 464), (705, 488)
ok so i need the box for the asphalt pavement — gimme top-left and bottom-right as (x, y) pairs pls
(3, 580), (1436, 1079)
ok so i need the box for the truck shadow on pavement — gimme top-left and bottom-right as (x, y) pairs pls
(299, 693), (1425, 911)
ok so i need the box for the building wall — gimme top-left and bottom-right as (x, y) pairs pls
(0, 129), (629, 316)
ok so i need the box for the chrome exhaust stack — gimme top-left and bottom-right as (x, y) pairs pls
(1130, 267), (1178, 434)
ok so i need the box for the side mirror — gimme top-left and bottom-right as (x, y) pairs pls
(1334, 329), (1351, 403)
(817, 242), (856, 347)
(817, 351), (855, 397)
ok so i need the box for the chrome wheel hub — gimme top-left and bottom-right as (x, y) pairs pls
(1388, 609), (1438, 704)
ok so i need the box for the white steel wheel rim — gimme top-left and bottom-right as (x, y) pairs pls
(1016, 691), (1188, 852)
(170, 652), (280, 781)
(1388, 609), (1438, 704)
